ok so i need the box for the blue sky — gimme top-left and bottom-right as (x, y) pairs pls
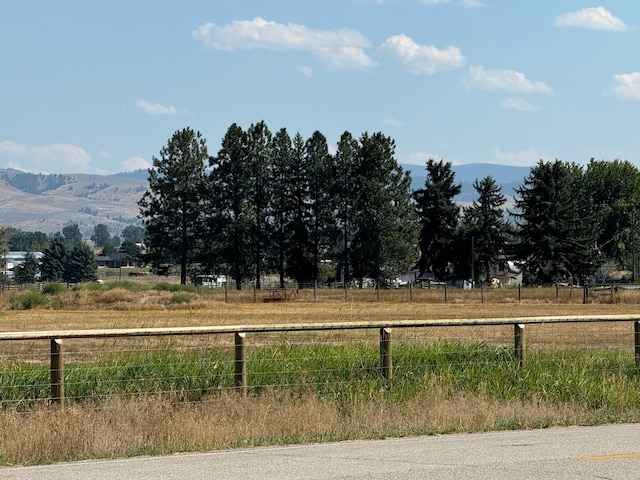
(1, 1), (639, 175)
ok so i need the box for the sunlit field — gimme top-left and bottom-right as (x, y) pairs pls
(1, 280), (640, 466)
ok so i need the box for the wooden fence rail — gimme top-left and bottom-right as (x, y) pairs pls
(2, 314), (640, 406)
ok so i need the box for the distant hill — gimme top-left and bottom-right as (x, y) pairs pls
(0, 169), (149, 237)
(0, 164), (532, 236)
(402, 163), (531, 205)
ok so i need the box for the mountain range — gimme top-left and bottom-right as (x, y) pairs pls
(0, 163), (532, 236)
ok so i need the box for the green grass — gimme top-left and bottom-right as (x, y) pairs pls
(2, 340), (639, 416)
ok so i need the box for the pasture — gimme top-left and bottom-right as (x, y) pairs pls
(1, 281), (640, 465)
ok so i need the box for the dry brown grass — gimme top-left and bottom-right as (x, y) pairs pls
(1, 284), (640, 465)
(0, 386), (604, 466)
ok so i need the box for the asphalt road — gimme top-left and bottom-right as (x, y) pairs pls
(2, 423), (639, 479)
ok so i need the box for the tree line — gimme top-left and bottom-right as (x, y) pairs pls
(140, 122), (640, 288)
(0, 224), (146, 285)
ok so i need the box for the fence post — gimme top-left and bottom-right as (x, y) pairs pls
(583, 285), (588, 304)
(379, 328), (392, 383)
(224, 283), (228, 303)
(50, 339), (64, 406)
(481, 282), (484, 303)
(518, 284), (521, 302)
(514, 324), (526, 367)
(635, 322), (640, 369)
(444, 283), (447, 303)
(234, 332), (247, 397)
(376, 282), (380, 302)
(409, 281), (413, 301)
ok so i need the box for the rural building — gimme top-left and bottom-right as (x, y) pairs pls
(96, 252), (138, 268)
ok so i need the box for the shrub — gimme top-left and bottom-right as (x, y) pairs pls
(41, 282), (64, 295)
(170, 292), (193, 304)
(9, 291), (49, 310)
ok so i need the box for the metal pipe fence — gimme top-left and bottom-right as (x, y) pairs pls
(1, 315), (640, 409)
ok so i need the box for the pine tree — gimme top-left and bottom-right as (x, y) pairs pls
(413, 159), (462, 281)
(462, 176), (510, 283)
(350, 132), (418, 284)
(210, 123), (252, 290)
(138, 127), (209, 285)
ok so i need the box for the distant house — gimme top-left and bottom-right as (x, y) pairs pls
(96, 252), (138, 268)
(1, 251), (44, 276)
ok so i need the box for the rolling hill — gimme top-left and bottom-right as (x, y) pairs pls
(0, 164), (532, 236)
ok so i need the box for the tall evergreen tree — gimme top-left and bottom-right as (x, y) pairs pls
(413, 159), (462, 281)
(513, 160), (598, 285)
(305, 131), (334, 285)
(462, 176), (510, 283)
(245, 121), (273, 290)
(332, 131), (359, 285)
(350, 132), (418, 284)
(269, 128), (295, 287)
(64, 242), (98, 283)
(40, 236), (68, 282)
(138, 127), (209, 285)
(583, 159), (640, 272)
(210, 123), (252, 290)
(286, 133), (314, 284)
(14, 252), (40, 285)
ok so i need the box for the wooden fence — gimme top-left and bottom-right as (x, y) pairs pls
(2, 314), (640, 406)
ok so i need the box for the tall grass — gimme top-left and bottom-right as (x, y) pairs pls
(2, 339), (640, 465)
(2, 340), (638, 411)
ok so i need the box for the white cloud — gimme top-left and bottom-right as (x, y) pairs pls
(609, 73), (640, 100)
(137, 100), (178, 115)
(554, 7), (628, 32)
(461, 66), (552, 94)
(501, 97), (540, 111)
(119, 156), (152, 172)
(194, 17), (374, 70)
(0, 141), (91, 173)
(380, 34), (465, 74)
(491, 147), (552, 166)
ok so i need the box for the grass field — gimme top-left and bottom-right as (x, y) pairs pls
(1, 281), (640, 466)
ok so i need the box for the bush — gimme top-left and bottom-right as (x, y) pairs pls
(170, 292), (193, 304)
(9, 291), (49, 310)
(41, 282), (64, 295)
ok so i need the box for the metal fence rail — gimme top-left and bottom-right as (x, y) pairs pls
(1, 315), (640, 407)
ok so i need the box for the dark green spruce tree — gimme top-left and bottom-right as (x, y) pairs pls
(413, 159), (462, 281)
(14, 252), (40, 285)
(512, 160), (598, 285)
(461, 176), (510, 283)
(39, 235), (68, 282)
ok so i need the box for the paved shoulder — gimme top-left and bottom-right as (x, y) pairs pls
(2, 424), (639, 480)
